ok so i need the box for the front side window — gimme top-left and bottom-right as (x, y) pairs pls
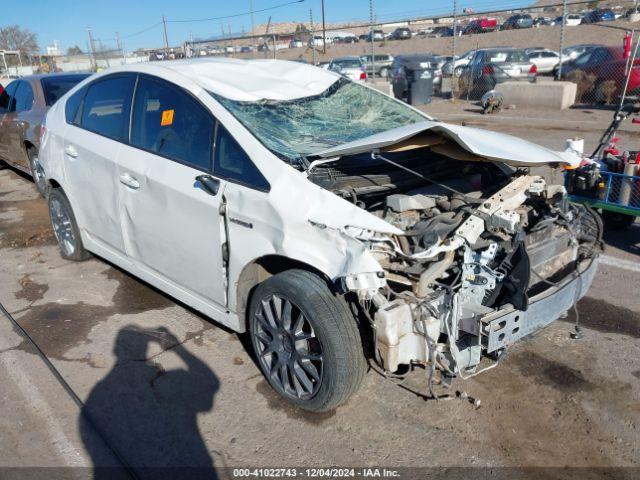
(213, 78), (426, 163)
(0, 80), (18, 111)
(80, 75), (135, 141)
(131, 76), (214, 170)
(65, 86), (86, 125)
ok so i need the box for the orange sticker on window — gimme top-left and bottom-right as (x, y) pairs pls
(160, 109), (174, 126)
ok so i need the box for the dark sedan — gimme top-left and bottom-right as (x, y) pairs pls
(0, 73), (90, 196)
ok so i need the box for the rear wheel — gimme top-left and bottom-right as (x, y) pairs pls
(48, 188), (91, 261)
(28, 148), (48, 198)
(248, 269), (366, 412)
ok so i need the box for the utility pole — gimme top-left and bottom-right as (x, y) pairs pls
(115, 31), (125, 64)
(309, 9), (316, 65)
(451, 0), (457, 62)
(86, 26), (96, 71)
(228, 24), (233, 57)
(249, 0), (255, 36)
(162, 15), (170, 58)
(321, 0), (327, 54)
(557, 0), (568, 80)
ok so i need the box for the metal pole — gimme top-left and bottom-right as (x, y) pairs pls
(272, 34), (277, 59)
(321, 0), (327, 54)
(369, 0), (375, 82)
(162, 15), (170, 58)
(557, 0), (567, 80)
(310, 9), (316, 65)
(452, 0), (457, 60)
(86, 27), (96, 71)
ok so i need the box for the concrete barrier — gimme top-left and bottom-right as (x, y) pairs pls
(496, 80), (577, 109)
(367, 80), (393, 97)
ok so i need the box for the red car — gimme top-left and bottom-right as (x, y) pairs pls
(560, 46), (640, 102)
(463, 18), (498, 34)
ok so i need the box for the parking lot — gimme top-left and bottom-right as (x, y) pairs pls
(1, 102), (639, 475)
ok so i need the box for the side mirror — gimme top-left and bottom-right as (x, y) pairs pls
(195, 175), (221, 196)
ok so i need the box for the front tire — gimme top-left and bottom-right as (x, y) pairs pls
(48, 188), (91, 261)
(248, 269), (366, 412)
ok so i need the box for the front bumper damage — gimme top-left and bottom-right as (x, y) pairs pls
(374, 258), (598, 375)
(341, 174), (603, 377)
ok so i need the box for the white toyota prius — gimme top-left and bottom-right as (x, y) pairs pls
(40, 58), (601, 411)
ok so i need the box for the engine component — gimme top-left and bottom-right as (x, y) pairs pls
(386, 193), (437, 213)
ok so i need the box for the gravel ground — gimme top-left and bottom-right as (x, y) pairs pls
(0, 107), (639, 477)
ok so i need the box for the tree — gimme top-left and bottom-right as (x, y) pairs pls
(0, 25), (39, 55)
(66, 45), (83, 55)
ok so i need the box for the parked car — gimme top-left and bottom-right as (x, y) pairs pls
(39, 58), (601, 411)
(581, 8), (616, 23)
(501, 14), (534, 30)
(527, 49), (560, 73)
(442, 49), (475, 76)
(0, 73), (90, 196)
(428, 26), (454, 38)
(328, 56), (367, 83)
(289, 40), (304, 48)
(459, 47), (536, 97)
(390, 54), (439, 100)
(463, 18), (498, 34)
(552, 44), (603, 76)
(367, 30), (385, 42)
(559, 46), (640, 102)
(360, 54), (394, 78)
(533, 16), (553, 27)
(389, 27), (412, 40)
(556, 13), (583, 26)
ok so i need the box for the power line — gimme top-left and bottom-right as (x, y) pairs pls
(166, 0), (304, 23)
(119, 21), (163, 40)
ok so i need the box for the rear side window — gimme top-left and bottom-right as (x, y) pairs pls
(131, 76), (215, 170)
(13, 81), (34, 112)
(214, 125), (269, 191)
(65, 86), (86, 125)
(81, 75), (135, 141)
(41, 75), (90, 106)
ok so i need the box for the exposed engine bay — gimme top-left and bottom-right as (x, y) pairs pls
(308, 148), (603, 385)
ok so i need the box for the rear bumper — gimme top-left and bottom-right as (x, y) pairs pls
(481, 258), (598, 353)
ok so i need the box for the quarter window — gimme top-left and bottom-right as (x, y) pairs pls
(131, 76), (214, 170)
(214, 125), (269, 191)
(80, 75), (135, 141)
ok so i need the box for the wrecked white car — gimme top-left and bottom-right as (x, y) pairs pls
(40, 58), (602, 412)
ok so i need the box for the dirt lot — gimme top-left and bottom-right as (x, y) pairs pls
(0, 105), (639, 477)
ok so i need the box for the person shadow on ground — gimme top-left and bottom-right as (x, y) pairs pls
(79, 325), (219, 480)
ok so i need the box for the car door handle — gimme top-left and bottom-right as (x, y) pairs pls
(64, 145), (78, 158)
(119, 173), (140, 190)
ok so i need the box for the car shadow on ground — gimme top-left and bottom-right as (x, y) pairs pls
(80, 325), (220, 480)
(603, 221), (640, 255)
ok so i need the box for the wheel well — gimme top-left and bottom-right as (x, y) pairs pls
(24, 140), (35, 153)
(49, 179), (62, 189)
(236, 255), (333, 330)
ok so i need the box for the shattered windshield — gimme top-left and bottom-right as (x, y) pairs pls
(211, 79), (426, 164)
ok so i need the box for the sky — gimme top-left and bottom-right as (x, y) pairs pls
(4, 0), (534, 53)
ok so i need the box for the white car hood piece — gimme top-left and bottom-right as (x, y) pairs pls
(160, 58), (341, 102)
(311, 120), (582, 168)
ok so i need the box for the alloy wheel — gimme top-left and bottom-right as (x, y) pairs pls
(30, 153), (48, 196)
(252, 295), (323, 400)
(49, 197), (76, 257)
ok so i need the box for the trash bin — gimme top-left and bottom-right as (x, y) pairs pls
(408, 67), (434, 106)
